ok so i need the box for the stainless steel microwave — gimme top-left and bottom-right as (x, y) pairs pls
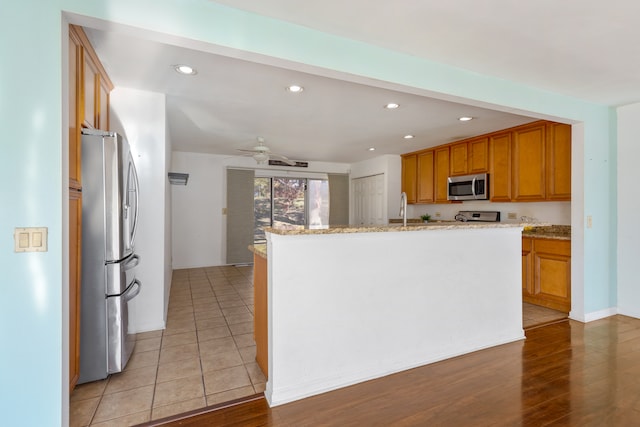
(447, 173), (489, 201)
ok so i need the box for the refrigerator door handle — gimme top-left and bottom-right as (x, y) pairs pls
(127, 157), (140, 248)
(124, 279), (142, 302)
(123, 254), (140, 272)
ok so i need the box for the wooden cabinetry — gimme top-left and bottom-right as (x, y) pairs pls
(253, 252), (268, 378)
(521, 237), (533, 298)
(434, 147), (451, 203)
(400, 120), (570, 204)
(512, 122), (546, 202)
(449, 142), (468, 176)
(522, 237), (571, 312)
(68, 25), (113, 392)
(546, 123), (571, 200)
(417, 150), (435, 203)
(468, 137), (489, 174)
(401, 154), (417, 204)
(450, 137), (488, 176)
(489, 132), (512, 202)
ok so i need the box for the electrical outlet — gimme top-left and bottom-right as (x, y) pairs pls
(222, 207), (228, 215)
(435, 212), (441, 218)
(507, 212), (517, 220)
(587, 215), (593, 228)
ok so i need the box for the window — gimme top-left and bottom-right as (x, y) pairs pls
(254, 177), (329, 242)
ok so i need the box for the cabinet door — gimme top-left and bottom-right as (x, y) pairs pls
(69, 189), (82, 390)
(68, 33), (82, 188)
(546, 123), (571, 200)
(449, 142), (468, 176)
(417, 150), (434, 203)
(82, 51), (99, 129)
(522, 237), (533, 298)
(98, 79), (110, 130)
(253, 253), (268, 377)
(489, 132), (512, 202)
(533, 239), (571, 312)
(512, 123), (546, 201)
(401, 154), (417, 204)
(468, 137), (489, 174)
(434, 147), (451, 203)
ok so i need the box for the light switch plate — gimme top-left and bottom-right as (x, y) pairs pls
(14, 227), (48, 252)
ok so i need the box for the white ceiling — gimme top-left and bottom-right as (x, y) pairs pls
(85, 1), (639, 164)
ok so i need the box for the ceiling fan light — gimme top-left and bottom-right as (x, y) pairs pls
(253, 152), (269, 164)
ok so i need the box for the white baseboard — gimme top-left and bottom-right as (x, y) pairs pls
(571, 307), (618, 323)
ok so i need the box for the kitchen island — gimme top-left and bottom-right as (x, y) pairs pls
(262, 223), (526, 407)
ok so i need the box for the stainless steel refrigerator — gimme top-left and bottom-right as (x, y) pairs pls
(78, 129), (142, 384)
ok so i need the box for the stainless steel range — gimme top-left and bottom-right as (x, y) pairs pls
(454, 210), (501, 222)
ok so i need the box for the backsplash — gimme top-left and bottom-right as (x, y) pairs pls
(408, 201), (571, 225)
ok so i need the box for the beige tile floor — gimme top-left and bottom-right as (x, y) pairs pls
(522, 301), (568, 329)
(70, 265), (265, 427)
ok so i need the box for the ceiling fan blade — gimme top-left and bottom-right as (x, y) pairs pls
(270, 153), (296, 166)
(237, 148), (259, 153)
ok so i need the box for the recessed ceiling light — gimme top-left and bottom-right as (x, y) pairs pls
(368, 147), (376, 151)
(287, 85), (304, 93)
(458, 116), (474, 121)
(384, 103), (400, 109)
(174, 64), (197, 75)
(404, 134), (415, 140)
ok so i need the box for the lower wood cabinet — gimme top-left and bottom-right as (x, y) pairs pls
(522, 237), (571, 312)
(253, 252), (268, 378)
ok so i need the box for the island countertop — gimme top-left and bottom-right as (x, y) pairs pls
(264, 222), (533, 236)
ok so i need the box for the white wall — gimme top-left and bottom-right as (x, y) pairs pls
(110, 87), (170, 332)
(407, 201), (571, 225)
(616, 103), (640, 318)
(171, 151), (350, 269)
(350, 155), (402, 222)
(164, 117), (173, 319)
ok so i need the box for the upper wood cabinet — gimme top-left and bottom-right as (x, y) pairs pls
(546, 123), (571, 200)
(489, 132), (512, 202)
(468, 137), (489, 174)
(434, 147), (451, 203)
(417, 150), (435, 203)
(450, 137), (488, 176)
(71, 25), (113, 133)
(449, 142), (468, 176)
(401, 154), (417, 204)
(512, 122), (546, 202)
(69, 31), (81, 190)
(400, 120), (570, 204)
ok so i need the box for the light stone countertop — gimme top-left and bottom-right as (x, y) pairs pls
(264, 222), (533, 236)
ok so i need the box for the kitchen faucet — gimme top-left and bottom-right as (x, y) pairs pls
(399, 192), (407, 227)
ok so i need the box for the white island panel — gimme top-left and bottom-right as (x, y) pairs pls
(265, 226), (524, 406)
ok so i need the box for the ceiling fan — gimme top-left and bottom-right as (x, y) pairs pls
(237, 137), (296, 166)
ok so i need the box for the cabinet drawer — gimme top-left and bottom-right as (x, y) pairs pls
(533, 238), (570, 256)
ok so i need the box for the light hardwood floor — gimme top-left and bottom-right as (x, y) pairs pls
(151, 315), (640, 426)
